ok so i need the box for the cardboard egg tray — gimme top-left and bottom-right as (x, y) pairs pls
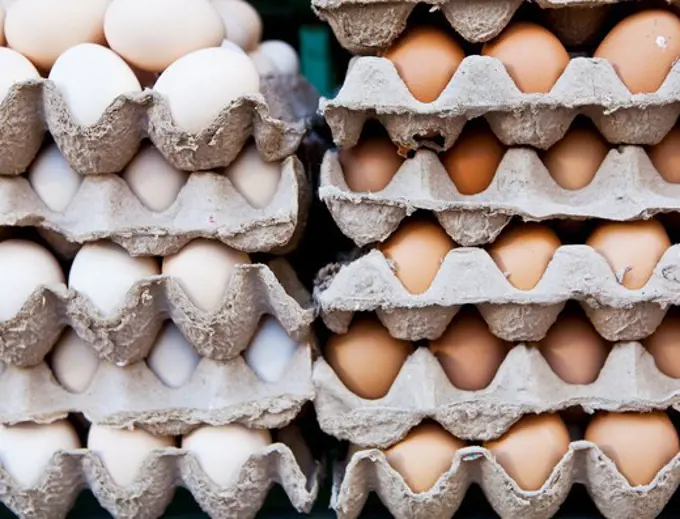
(314, 246), (680, 343)
(333, 444), (679, 519)
(320, 146), (680, 247)
(0, 435), (321, 519)
(0, 73), (318, 176)
(3, 155), (309, 257)
(0, 259), (314, 368)
(314, 342), (680, 446)
(321, 56), (680, 151)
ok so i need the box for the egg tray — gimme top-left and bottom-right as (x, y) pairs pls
(333, 444), (679, 519)
(0, 259), (314, 368)
(2, 155), (309, 257)
(321, 146), (680, 246)
(0, 434), (321, 519)
(322, 56), (680, 152)
(314, 246), (680, 343)
(0, 73), (319, 176)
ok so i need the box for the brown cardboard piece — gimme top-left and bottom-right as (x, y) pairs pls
(321, 56), (680, 151)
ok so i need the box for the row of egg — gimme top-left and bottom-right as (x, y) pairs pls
(353, 411), (679, 493)
(0, 419), (279, 489)
(375, 218), (669, 295)
(27, 141), (283, 213)
(381, 9), (679, 102)
(342, 123), (680, 195)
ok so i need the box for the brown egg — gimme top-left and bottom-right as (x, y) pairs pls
(325, 316), (413, 399)
(441, 123), (505, 195)
(542, 127), (609, 190)
(649, 128), (680, 183)
(481, 22), (570, 94)
(339, 137), (404, 192)
(594, 10), (680, 94)
(484, 414), (571, 491)
(429, 307), (509, 390)
(383, 26), (465, 103)
(379, 220), (455, 294)
(586, 220), (670, 290)
(585, 412), (679, 486)
(384, 423), (466, 493)
(644, 311), (680, 378)
(487, 223), (561, 290)
(540, 311), (610, 384)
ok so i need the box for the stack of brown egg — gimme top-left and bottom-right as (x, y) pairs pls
(312, 0), (680, 517)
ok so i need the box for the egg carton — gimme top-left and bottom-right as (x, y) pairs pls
(2, 155), (309, 257)
(0, 73), (319, 176)
(0, 435), (321, 519)
(314, 342), (680, 447)
(320, 146), (680, 247)
(322, 56), (680, 151)
(333, 443), (679, 519)
(1, 259), (314, 368)
(314, 246), (680, 343)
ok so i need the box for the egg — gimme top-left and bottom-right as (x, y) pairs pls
(5, 0), (110, 71)
(487, 224), (561, 290)
(649, 128), (680, 183)
(27, 144), (82, 212)
(429, 307), (508, 390)
(122, 146), (188, 212)
(0, 420), (80, 488)
(48, 44), (141, 127)
(220, 39), (247, 55)
(212, 0), (262, 52)
(0, 47), (41, 101)
(182, 424), (271, 487)
(586, 220), (670, 290)
(224, 144), (281, 208)
(585, 412), (679, 486)
(154, 47), (260, 134)
(258, 40), (300, 76)
(595, 10), (680, 94)
(644, 311), (680, 378)
(104, 0), (225, 73)
(161, 239), (250, 312)
(339, 136), (403, 193)
(146, 323), (200, 388)
(88, 425), (174, 487)
(440, 123), (505, 195)
(484, 414), (571, 491)
(542, 127), (609, 190)
(69, 241), (160, 316)
(243, 316), (299, 383)
(325, 316), (413, 399)
(248, 48), (277, 76)
(50, 328), (99, 393)
(0, 239), (64, 321)
(379, 219), (455, 294)
(384, 423), (466, 493)
(383, 26), (465, 103)
(539, 310), (610, 384)
(482, 22), (570, 94)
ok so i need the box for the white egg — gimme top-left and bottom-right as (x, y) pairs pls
(220, 39), (247, 55)
(0, 240), (64, 321)
(68, 241), (159, 316)
(27, 144), (82, 212)
(50, 328), (99, 393)
(0, 420), (80, 488)
(161, 239), (250, 312)
(48, 43), (141, 127)
(243, 316), (298, 383)
(182, 424), (270, 487)
(0, 47), (40, 101)
(123, 146), (188, 212)
(87, 425), (174, 487)
(212, 0), (262, 52)
(225, 144), (281, 208)
(154, 47), (260, 134)
(248, 48), (277, 76)
(258, 40), (299, 75)
(147, 323), (200, 388)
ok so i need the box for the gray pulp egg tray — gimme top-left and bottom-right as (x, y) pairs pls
(321, 56), (680, 151)
(319, 146), (675, 247)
